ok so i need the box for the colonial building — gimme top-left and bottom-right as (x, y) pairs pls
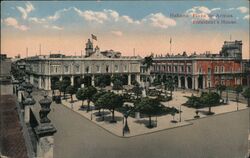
(151, 40), (244, 90)
(23, 39), (141, 90)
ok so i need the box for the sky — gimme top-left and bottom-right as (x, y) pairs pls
(1, 1), (250, 59)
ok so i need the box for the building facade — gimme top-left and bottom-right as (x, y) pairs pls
(23, 39), (141, 90)
(150, 40), (244, 90)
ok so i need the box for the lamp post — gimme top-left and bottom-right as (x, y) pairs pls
(179, 104), (182, 122)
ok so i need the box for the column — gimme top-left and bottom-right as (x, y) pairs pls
(30, 75), (34, 84)
(178, 76), (181, 88)
(128, 74), (131, 85)
(71, 76), (74, 86)
(44, 77), (49, 90)
(110, 75), (114, 87)
(192, 76), (195, 89)
(136, 74), (140, 84)
(203, 76), (206, 89)
(194, 76), (198, 90)
(59, 76), (63, 81)
(48, 77), (51, 90)
(38, 76), (42, 89)
(91, 75), (95, 86)
(185, 77), (188, 89)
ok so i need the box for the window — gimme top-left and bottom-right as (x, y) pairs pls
(215, 66), (218, 72)
(106, 65), (109, 72)
(50, 66), (54, 73)
(115, 65), (118, 72)
(96, 65), (100, 73)
(221, 66), (224, 72)
(208, 68), (211, 74)
(199, 67), (202, 73)
(64, 65), (69, 73)
(181, 66), (184, 72)
(174, 66), (178, 72)
(55, 67), (58, 73)
(75, 65), (80, 73)
(187, 66), (191, 72)
(85, 66), (89, 73)
(124, 65), (127, 72)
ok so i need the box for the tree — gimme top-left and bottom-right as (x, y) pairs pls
(200, 92), (220, 115)
(136, 97), (164, 128)
(97, 92), (124, 123)
(234, 85), (243, 110)
(143, 54), (153, 71)
(92, 91), (107, 116)
(66, 85), (75, 103)
(242, 87), (250, 107)
(60, 79), (71, 99)
(76, 86), (97, 111)
(51, 80), (59, 99)
(113, 79), (123, 91)
(76, 88), (85, 107)
(216, 84), (226, 98)
(164, 79), (174, 98)
(169, 107), (179, 123)
(132, 83), (142, 99)
(111, 75), (124, 91)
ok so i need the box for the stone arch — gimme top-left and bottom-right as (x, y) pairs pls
(74, 76), (81, 89)
(174, 76), (178, 87)
(187, 76), (192, 89)
(51, 76), (60, 89)
(180, 76), (185, 88)
(198, 75), (203, 89)
(83, 75), (92, 87)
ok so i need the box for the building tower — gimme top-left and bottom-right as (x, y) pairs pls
(220, 40), (242, 59)
(85, 39), (94, 57)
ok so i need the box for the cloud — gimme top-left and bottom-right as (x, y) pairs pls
(29, 17), (47, 24)
(3, 17), (29, 31)
(243, 14), (249, 20)
(237, 6), (249, 13)
(16, 1), (35, 19)
(143, 13), (176, 29)
(111, 30), (123, 36)
(44, 25), (63, 30)
(211, 8), (220, 11)
(186, 6), (211, 20)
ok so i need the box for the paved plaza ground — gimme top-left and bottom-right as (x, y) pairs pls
(59, 90), (248, 137)
(29, 89), (249, 158)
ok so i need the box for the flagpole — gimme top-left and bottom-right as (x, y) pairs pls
(170, 37), (172, 54)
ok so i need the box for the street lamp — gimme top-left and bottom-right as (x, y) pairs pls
(179, 104), (182, 122)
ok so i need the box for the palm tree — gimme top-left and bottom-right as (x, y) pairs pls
(143, 54), (154, 71)
(143, 54), (154, 86)
(242, 87), (250, 107)
(234, 85), (243, 110)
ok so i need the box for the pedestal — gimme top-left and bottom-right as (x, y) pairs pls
(35, 123), (57, 158)
(24, 105), (31, 123)
(135, 112), (140, 119)
(18, 91), (24, 102)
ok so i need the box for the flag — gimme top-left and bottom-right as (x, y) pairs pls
(170, 37), (172, 44)
(91, 34), (97, 41)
